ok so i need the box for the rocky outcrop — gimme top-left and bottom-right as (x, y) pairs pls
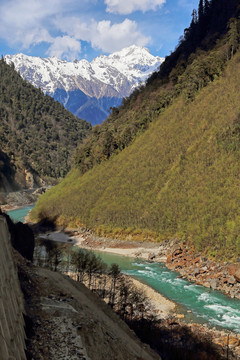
(160, 239), (240, 299)
(0, 187), (49, 211)
(0, 216), (26, 360)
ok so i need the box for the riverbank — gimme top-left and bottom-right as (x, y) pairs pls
(69, 230), (240, 301)
(38, 228), (240, 301)
(38, 231), (177, 320)
(37, 229), (240, 359)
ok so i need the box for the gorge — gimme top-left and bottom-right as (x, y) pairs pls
(7, 205), (240, 334)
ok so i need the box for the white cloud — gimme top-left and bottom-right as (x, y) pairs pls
(0, 0), (151, 57)
(47, 36), (81, 60)
(0, 0), (67, 48)
(105, 0), (165, 15)
(57, 17), (150, 53)
(92, 19), (150, 52)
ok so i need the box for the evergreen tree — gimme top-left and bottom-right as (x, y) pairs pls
(198, 0), (204, 22)
(203, 0), (210, 15)
(228, 18), (239, 58)
(191, 9), (198, 25)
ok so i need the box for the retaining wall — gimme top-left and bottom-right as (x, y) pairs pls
(0, 216), (26, 360)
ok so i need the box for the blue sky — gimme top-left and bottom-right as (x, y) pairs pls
(0, 0), (199, 61)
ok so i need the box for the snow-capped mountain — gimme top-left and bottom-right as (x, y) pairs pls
(5, 46), (164, 125)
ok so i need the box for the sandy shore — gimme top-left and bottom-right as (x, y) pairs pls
(38, 230), (176, 319)
(75, 233), (167, 261)
(130, 277), (176, 318)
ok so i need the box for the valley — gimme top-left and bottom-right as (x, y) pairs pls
(1, 0), (240, 359)
(5, 204), (240, 359)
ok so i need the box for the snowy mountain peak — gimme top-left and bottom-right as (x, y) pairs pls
(5, 46), (164, 124)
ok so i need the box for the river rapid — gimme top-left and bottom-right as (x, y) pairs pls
(7, 206), (240, 334)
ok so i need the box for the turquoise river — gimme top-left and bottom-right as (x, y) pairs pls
(7, 205), (240, 333)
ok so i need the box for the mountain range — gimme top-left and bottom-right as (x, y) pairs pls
(5, 46), (163, 125)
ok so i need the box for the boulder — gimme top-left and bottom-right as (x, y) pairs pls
(228, 275), (236, 285)
(148, 253), (156, 261)
(166, 254), (173, 263)
(175, 314), (185, 319)
(193, 268), (200, 276)
(234, 268), (240, 283)
(209, 279), (219, 290)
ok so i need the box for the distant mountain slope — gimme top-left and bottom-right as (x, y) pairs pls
(0, 59), (91, 189)
(5, 46), (163, 125)
(31, 50), (240, 259)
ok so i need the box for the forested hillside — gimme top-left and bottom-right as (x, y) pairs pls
(31, 0), (240, 259)
(74, 0), (240, 174)
(0, 59), (91, 186)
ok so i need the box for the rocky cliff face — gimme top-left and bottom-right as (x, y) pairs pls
(5, 46), (164, 125)
(0, 150), (46, 194)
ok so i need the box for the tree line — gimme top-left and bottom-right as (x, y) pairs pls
(34, 239), (150, 321)
(33, 239), (227, 360)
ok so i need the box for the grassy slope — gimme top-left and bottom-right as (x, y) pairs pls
(31, 53), (240, 259)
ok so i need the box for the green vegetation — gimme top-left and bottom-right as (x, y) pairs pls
(32, 51), (240, 259)
(34, 240), (148, 319)
(31, 0), (240, 259)
(0, 59), (91, 181)
(75, 0), (240, 174)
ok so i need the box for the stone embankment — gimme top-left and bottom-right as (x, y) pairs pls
(0, 216), (26, 360)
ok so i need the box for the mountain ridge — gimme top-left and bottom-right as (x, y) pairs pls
(5, 46), (164, 125)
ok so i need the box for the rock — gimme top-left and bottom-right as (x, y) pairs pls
(170, 239), (179, 247)
(193, 256), (201, 264)
(209, 279), (219, 290)
(203, 281), (211, 288)
(158, 256), (167, 262)
(176, 314), (185, 319)
(222, 336), (240, 347)
(172, 248), (183, 257)
(234, 268), (240, 282)
(148, 253), (156, 260)
(228, 275), (236, 285)
(193, 268), (200, 276)
(171, 243), (182, 252)
(135, 251), (142, 257)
